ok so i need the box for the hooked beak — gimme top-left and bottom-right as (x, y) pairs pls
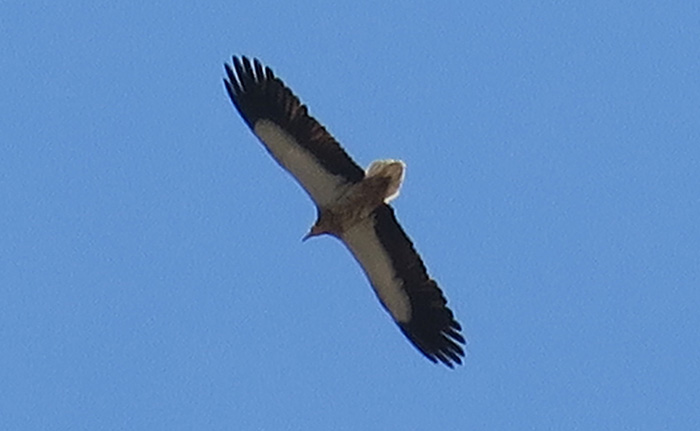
(302, 225), (323, 242)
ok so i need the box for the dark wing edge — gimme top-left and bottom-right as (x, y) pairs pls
(372, 204), (466, 368)
(223, 56), (365, 183)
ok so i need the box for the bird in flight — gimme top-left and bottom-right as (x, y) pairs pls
(223, 56), (465, 367)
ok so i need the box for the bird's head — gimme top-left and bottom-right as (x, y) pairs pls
(302, 223), (326, 241)
(302, 209), (337, 241)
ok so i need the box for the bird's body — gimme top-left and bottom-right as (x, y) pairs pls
(224, 56), (466, 367)
(306, 159), (405, 239)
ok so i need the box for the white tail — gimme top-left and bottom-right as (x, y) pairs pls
(366, 159), (406, 202)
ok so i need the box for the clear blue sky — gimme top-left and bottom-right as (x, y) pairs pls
(2, 1), (698, 430)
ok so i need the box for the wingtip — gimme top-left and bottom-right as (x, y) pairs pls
(399, 322), (465, 368)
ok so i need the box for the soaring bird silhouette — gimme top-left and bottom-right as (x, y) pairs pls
(224, 56), (465, 367)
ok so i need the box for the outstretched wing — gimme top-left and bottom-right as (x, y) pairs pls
(224, 56), (365, 206)
(341, 204), (465, 367)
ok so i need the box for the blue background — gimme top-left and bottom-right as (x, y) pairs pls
(2, 1), (698, 429)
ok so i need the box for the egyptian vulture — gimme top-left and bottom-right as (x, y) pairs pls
(224, 56), (465, 367)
